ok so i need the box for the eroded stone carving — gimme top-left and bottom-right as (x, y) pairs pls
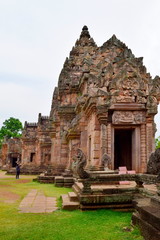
(72, 149), (90, 179)
(101, 153), (111, 170)
(147, 148), (160, 175)
(112, 111), (146, 124)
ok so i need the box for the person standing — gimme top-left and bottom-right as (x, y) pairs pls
(16, 163), (20, 179)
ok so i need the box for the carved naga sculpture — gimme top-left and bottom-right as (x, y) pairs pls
(147, 148), (160, 174)
(72, 149), (90, 179)
(147, 148), (160, 182)
(101, 153), (111, 170)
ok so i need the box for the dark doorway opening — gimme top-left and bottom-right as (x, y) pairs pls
(114, 129), (132, 170)
(11, 157), (17, 167)
(30, 153), (35, 162)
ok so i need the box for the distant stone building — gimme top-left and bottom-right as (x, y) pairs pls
(1, 137), (22, 168)
(1, 26), (160, 173)
(22, 114), (51, 166)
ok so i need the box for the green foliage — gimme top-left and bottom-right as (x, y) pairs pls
(155, 136), (160, 149)
(0, 174), (143, 240)
(0, 117), (23, 148)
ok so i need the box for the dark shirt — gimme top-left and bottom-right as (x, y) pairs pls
(16, 165), (20, 172)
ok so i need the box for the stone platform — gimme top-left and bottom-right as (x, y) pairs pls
(61, 181), (138, 211)
(61, 173), (159, 212)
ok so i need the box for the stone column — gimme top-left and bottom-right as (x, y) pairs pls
(100, 124), (107, 158)
(92, 114), (100, 168)
(140, 124), (147, 173)
(50, 128), (61, 165)
(132, 127), (141, 173)
(107, 123), (112, 168)
(146, 120), (154, 162)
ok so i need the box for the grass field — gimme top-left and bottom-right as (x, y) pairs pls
(0, 172), (143, 240)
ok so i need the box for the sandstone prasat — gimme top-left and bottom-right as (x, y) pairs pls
(1, 26), (160, 175)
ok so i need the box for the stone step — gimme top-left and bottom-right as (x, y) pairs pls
(132, 212), (160, 240)
(133, 197), (160, 231)
(55, 176), (64, 182)
(61, 194), (79, 210)
(64, 177), (74, 187)
(37, 176), (55, 183)
(64, 177), (74, 183)
(54, 176), (64, 187)
(136, 204), (160, 231)
(72, 182), (83, 194)
(68, 192), (78, 202)
(80, 203), (133, 210)
(151, 196), (160, 208)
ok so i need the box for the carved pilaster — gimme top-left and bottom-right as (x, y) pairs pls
(146, 120), (154, 161)
(107, 123), (112, 166)
(100, 124), (107, 157)
(140, 124), (147, 173)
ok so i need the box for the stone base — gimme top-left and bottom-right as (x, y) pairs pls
(61, 194), (79, 210)
(55, 176), (74, 188)
(132, 212), (160, 240)
(132, 196), (160, 240)
(62, 181), (138, 211)
(37, 175), (55, 183)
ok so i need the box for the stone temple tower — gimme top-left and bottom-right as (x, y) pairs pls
(49, 26), (160, 173)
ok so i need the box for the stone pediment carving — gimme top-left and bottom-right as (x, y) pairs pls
(112, 111), (146, 124)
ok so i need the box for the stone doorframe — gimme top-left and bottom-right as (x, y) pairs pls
(111, 125), (141, 172)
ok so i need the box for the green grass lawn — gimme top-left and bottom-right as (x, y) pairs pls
(0, 172), (143, 240)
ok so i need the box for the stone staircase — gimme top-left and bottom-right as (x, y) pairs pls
(61, 181), (136, 211)
(55, 176), (74, 187)
(61, 192), (80, 210)
(132, 196), (160, 240)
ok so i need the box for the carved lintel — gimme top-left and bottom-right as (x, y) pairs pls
(112, 111), (146, 124)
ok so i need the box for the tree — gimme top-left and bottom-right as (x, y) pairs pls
(0, 117), (23, 148)
(155, 136), (160, 149)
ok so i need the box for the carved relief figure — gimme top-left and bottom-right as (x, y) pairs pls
(112, 111), (134, 124)
(112, 111), (146, 124)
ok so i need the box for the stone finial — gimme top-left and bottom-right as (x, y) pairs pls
(80, 25), (90, 38)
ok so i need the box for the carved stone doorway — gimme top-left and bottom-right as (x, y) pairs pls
(114, 129), (132, 170)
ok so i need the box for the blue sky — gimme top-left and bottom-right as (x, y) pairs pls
(0, 0), (160, 136)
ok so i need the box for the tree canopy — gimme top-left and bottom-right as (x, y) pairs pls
(0, 117), (23, 148)
(155, 136), (160, 149)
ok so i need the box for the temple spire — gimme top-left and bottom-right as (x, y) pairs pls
(80, 25), (90, 38)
